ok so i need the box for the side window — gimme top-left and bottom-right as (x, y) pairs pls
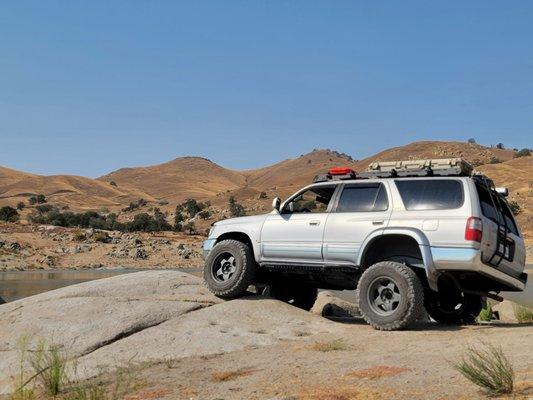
(336, 183), (389, 212)
(284, 186), (336, 214)
(396, 179), (464, 210)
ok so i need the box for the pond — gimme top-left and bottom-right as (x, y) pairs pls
(0, 268), (202, 303)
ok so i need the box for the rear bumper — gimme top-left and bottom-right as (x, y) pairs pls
(431, 247), (527, 292)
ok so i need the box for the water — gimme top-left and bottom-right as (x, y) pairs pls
(0, 268), (201, 303)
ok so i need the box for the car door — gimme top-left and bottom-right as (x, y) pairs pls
(260, 184), (338, 264)
(323, 181), (392, 265)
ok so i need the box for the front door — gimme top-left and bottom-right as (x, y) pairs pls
(260, 185), (337, 264)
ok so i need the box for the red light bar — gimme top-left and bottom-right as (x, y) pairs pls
(329, 167), (355, 176)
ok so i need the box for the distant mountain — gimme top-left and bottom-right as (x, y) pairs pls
(0, 141), (530, 242)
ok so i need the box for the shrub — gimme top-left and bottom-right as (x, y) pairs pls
(28, 194), (46, 205)
(0, 206), (19, 222)
(182, 199), (205, 217)
(35, 204), (55, 214)
(512, 304), (533, 323)
(489, 156), (502, 164)
(514, 148), (531, 158)
(508, 201), (521, 216)
(16, 202), (25, 211)
(228, 196), (245, 217)
(452, 343), (514, 395)
(477, 304), (493, 322)
(258, 191), (268, 199)
(109, 181), (117, 187)
(174, 211), (184, 230)
(73, 231), (86, 242)
(121, 199), (147, 212)
(311, 339), (347, 352)
(91, 231), (110, 243)
(182, 221), (196, 235)
(198, 210), (211, 220)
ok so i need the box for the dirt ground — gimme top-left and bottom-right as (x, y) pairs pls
(113, 320), (533, 400)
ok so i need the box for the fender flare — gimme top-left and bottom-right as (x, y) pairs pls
(358, 228), (439, 291)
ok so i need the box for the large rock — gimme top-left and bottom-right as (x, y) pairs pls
(0, 271), (336, 394)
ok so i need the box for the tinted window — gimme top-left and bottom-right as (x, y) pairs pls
(396, 179), (464, 210)
(285, 186), (336, 214)
(337, 184), (389, 212)
(476, 183), (518, 235)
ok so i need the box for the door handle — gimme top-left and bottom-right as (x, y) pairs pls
(309, 220), (320, 226)
(372, 220), (384, 225)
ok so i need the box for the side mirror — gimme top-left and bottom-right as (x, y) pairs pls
(272, 197), (281, 212)
(495, 187), (509, 197)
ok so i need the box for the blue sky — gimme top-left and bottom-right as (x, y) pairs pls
(1, 1), (531, 177)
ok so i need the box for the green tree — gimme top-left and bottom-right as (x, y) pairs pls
(229, 196), (246, 217)
(16, 201), (25, 210)
(29, 194), (46, 205)
(514, 148), (531, 158)
(0, 206), (19, 222)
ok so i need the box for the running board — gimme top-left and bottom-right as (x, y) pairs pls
(260, 263), (360, 274)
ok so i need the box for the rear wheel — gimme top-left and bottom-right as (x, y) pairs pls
(203, 239), (256, 298)
(267, 281), (318, 311)
(356, 261), (424, 331)
(424, 290), (482, 325)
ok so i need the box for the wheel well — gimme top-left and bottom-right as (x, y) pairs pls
(361, 234), (423, 268)
(216, 232), (253, 249)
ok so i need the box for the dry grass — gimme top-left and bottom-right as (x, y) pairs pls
(310, 339), (347, 352)
(297, 385), (394, 400)
(452, 343), (514, 395)
(210, 368), (256, 382)
(346, 365), (410, 380)
(513, 304), (533, 323)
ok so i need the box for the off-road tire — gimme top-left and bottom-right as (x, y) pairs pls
(203, 239), (256, 299)
(356, 261), (424, 331)
(424, 290), (483, 325)
(267, 281), (318, 311)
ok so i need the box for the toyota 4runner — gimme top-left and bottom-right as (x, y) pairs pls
(203, 158), (527, 330)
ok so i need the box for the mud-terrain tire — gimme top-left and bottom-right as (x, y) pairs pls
(424, 290), (482, 325)
(356, 261), (424, 331)
(267, 281), (318, 311)
(203, 239), (256, 299)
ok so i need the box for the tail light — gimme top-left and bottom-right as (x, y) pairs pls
(465, 217), (483, 242)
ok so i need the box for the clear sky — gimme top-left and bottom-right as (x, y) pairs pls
(1, 1), (531, 177)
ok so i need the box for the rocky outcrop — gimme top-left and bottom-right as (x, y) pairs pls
(0, 271), (336, 394)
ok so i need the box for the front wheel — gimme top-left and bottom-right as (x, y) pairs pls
(356, 261), (424, 331)
(424, 290), (482, 325)
(203, 239), (256, 298)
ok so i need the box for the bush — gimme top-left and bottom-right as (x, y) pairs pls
(122, 199), (147, 212)
(514, 148), (531, 158)
(258, 191), (268, 199)
(452, 343), (514, 395)
(512, 304), (533, 323)
(35, 204), (55, 214)
(0, 206), (19, 222)
(28, 194), (46, 205)
(489, 156), (502, 164)
(182, 199), (205, 217)
(228, 196), (245, 217)
(198, 210), (211, 220)
(477, 304), (493, 322)
(16, 202), (25, 211)
(109, 181), (117, 187)
(182, 221), (196, 235)
(508, 201), (521, 216)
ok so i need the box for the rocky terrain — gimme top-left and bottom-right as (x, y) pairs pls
(0, 222), (203, 271)
(0, 271), (531, 399)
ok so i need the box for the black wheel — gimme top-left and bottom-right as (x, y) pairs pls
(267, 281), (318, 311)
(356, 261), (424, 331)
(203, 239), (256, 298)
(424, 290), (482, 325)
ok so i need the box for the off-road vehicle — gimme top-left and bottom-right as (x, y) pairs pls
(203, 158), (527, 330)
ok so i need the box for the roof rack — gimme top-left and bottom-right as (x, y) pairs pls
(313, 158), (474, 183)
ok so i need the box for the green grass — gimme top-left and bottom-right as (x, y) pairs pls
(513, 304), (533, 323)
(476, 303), (493, 322)
(452, 343), (514, 395)
(28, 341), (68, 396)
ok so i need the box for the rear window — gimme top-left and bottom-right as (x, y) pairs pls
(476, 184), (519, 235)
(396, 179), (464, 210)
(336, 183), (389, 212)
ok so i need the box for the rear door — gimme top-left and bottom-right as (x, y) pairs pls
(475, 182), (525, 277)
(322, 182), (392, 265)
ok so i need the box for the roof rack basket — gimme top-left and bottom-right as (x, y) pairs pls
(360, 158), (473, 178)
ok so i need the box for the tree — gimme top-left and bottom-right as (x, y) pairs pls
(514, 148), (531, 158)
(229, 196), (246, 217)
(468, 138), (476, 144)
(198, 210), (211, 219)
(496, 143), (505, 150)
(16, 202), (25, 211)
(0, 206), (19, 222)
(29, 194), (46, 205)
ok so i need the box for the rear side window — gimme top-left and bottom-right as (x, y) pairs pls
(476, 184), (519, 235)
(396, 179), (464, 210)
(336, 183), (389, 212)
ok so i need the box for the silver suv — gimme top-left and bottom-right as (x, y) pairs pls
(203, 159), (527, 330)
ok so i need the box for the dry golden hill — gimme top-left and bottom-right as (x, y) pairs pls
(98, 157), (247, 204)
(0, 166), (156, 211)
